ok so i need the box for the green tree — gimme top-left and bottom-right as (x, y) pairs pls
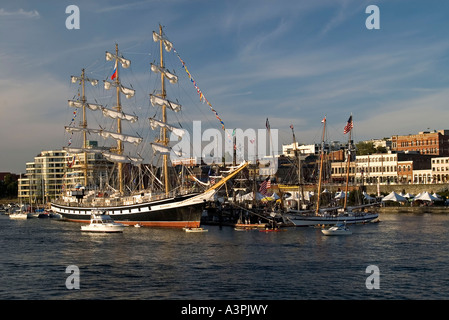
(0, 174), (18, 199)
(355, 141), (377, 155)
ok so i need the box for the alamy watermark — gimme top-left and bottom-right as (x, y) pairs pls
(365, 5), (380, 30)
(66, 5), (379, 31)
(168, 121), (278, 172)
(65, 5), (80, 30)
(65, 265), (80, 289)
(365, 265), (380, 289)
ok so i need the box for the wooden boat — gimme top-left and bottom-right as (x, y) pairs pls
(285, 115), (378, 226)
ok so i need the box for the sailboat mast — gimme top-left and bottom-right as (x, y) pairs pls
(291, 125), (303, 210)
(343, 129), (352, 211)
(159, 25), (170, 196)
(114, 43), (124, 195)
(316, 117), (326, 214)
(81, 69), (88, 187)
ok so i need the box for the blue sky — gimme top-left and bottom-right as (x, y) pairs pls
(1, 0), (449, 173)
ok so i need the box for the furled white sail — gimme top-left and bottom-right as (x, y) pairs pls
(105, 51), (131, 68)
(149, 94), (181, 112)
(99, 130), (142, 145)
(150, 63), (178, 84)
(68, 100), (103, 111)
(71, 76), (98, 86)
(68, 100), (83, 108)
(149, 118), (185, 138)
(102, 108), (138, 123)
(63, 147), (104, 154)
(120, 86), (135, 99)
(152, 31), (173, 52)
(65, 126), (100, 134)
(104, 80), (135, 99)
(151, 142), (182, 157)
(102, 152), (143, 163)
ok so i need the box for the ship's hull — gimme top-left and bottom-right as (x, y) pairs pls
(51, 192), (210, 228)
(284, 212), (379, 227)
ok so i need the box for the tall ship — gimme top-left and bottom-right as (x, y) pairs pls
(51, 25), (248, 227)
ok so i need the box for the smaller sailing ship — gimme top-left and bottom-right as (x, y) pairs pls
(285, 115), (379, 226)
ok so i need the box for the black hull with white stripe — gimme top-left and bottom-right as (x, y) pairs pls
(51, 191), (212, 228)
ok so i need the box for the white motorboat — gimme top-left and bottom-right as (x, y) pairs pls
(81, 210), (125, 233)
(184, 227), (208, 233)
(321, 223), (352, 236)
(9, 212), (29, 220)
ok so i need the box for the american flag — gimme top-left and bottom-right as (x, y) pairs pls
(343, 115), (353, 134)
(259, 177), (271, 195)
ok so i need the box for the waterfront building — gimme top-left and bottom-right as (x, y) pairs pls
(282, 143), (317, 157)
(413, 169), (433, 184)
(18, 150), (66, 205)
(431, 157), (449, 183)
(391, 130), (449, 156)
(329, 152), (433, 186)
(18, 145), (114, 205)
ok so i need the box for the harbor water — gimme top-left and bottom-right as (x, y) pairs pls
(1, 211), (449, 300)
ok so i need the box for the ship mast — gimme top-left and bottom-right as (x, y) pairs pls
(103, 44), (138, 194)
(290, 125), (304, 210)
(158, 25), (170, 197)
(343, 114), (353, 211)
(316, 117), (326, 214)
(69, 69), (99, 187)
(81, 68), (88, 187)
(149, 25), (185, 197)
(114, 43), (124, 195)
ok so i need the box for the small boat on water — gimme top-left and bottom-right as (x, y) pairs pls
(183, 227), (208, 233)
(81, 210), (125, 233)
(9, 212), (29, 220)
(321, 223), (352, 236)
(234, 223), (266, 230)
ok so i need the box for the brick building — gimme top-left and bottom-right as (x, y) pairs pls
(391, 130), (449, 156)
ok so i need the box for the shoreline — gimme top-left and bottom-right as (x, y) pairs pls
(378, 206), (449, 213)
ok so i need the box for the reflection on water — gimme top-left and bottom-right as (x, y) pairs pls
(1, 212), (449, 299)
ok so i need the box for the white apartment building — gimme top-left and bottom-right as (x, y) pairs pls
(18, 146), (114, 205)
(354, 153), (398, 184)
(431, 157), (449, 183)
(330, 152), (433, 185)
